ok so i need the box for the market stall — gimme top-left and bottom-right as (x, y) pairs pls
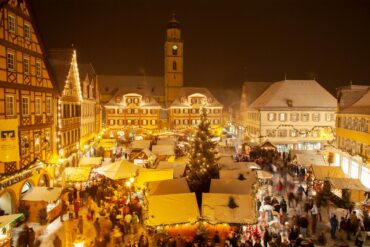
(0, 214), (24, 247)
(131, 140), (151, 150)
(95, 160), (139, 180)
(136, 168), (174, 187)
(329, 177), (368, 203)
(21, 187), (62, 224)
(310, 165), (345, 180)
(219, 170), (258, 184)
(63, 167), (92, 183)
(151, 144), (175, 157)
(210, 179), (255, 194)
(294, 153), (327, 167)
(147, 178), (190, 196)
(145, 193), (200, 227)
(260, 141), (277, 151)
(130, 148), (157, 167)
(97, 139), (117, 158)
(156, 161), (186, 178)
(78, 157), (103, 168)
(202, 193), (257, 225)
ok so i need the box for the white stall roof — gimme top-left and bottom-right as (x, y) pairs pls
(79, 157), (102, 167)
(210, 179), (254, 195)
(131, 140), (151, 150)
(157, 161), (186, 178)
(95, 160), (139, 180)
(22, 187), (62, 202)
(295, 153), (326, 167)
(147, 178), (190, 195)
(152, 145), (175, 156)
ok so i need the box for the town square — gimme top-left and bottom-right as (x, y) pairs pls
(0, 0), (369, 247)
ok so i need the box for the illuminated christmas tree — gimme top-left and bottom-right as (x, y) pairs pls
(186, 109), (219, 195)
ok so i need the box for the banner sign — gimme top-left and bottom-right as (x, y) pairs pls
(0, 119), (20, 162)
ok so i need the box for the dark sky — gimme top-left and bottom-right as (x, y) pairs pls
(30, 0), (370, 94)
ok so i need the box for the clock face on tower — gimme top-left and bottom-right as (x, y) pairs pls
(172, 45), (178, 50)
(172, 44), (178, 55)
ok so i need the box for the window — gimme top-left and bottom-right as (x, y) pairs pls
(326, 113), (334, 122)
(22, 97), (29, 116)
(290, 113), (299, 122)
(127, 119), (132, 125)
(300, 129), (308, 138)
(311, 130), (319, 138)
(173, 61), (177, 71)
(361, 167), (370, 188)
(175, 119), (180, 125)
(267, 113), (276, 121)
(5, 95), (15, 116)
(183, 109), (188, 114)
(35, 97), (41, 115)
(127, 98), (132, 104)
(142, 109), (147, 114)
(312, 113), (320, 122)
(45, 131), (51, 150)
(46, 97), (52, 115)
(109, 119), (115, 125)
(134, 109), (139, 114)
(290, 129), (297, 137)
(278, 129), (287, 137)
(266, 129), (276, 137)
(301, 113), (309, 122)
(142, 120), (147, 125)
(24, 23), (31, 40)
(191, 119), (197, 125)
(34, 133), (41, 153)
(23, 57), (30, 75)
(7, 52), (15, 71)
(8, 15), (16, 33)
(183, 119), (189, 125)
(350, 161), (359, 179)
(279, 113), (287, 122)
(214, 119), (220, 125)
(151, 120), (156, 125)
(21, 136), (29, 156)
(36, 60), (41, 77)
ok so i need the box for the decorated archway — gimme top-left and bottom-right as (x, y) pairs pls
(0, 189), (17, 214)
(38, 173), (50, 187)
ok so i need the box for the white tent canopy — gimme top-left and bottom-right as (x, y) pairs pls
(156, 161), (186, 178)
(152, 145), (175, 156)
(295, 154), (326, 167)
(210, 179), (254, 194)
(0, 214), (24, 230)
(219, 170), (258, 184)
(136, 168), (174, 186)
(21, 187), (62, 202)
(147, 178), (190, 195)
(131, 140), (151, 150)
(95, 160), (139, 180)
(202, 193), (257, 224)
(79, 157), (102, 167)
(146, 193), (200, 226)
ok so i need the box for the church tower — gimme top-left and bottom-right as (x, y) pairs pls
(164, 13), (183, 107)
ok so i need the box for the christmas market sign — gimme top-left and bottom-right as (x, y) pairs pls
(0, 119), (19, 162)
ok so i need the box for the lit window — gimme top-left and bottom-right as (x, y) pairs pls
(151, 120), (156, 125)
(268, 113), (276, 121)
(22, 97), (29, 116)
(183, 109), (188, 114)
(24, 23), (31, 40)
(301, 113), (309, 122)
(23, 57), (30, 75)
(36, 60), (42, 77)
(7, 52), (15, 71)
(183, 119), (189, 125)
(8, 15), (16, 33)
(191, 119), (197, 125)
(45, 131), (51, 150)
(279, 113), (287, 122)
(127, 119), (132, 125)
(278, 129), (287, 137)
(312, 113), (320, 122)
(266, 129), (276, 137)
(134, 109), (139, 114)
(35, 97), (41, 115)
(6, 95), (15, 115)
(46, 97), (52, 115)
(21, 136), (29, 156)
(290, 129), (297, 137)
(326, 113), (334, 122)
(175, 119), (180, 125)
(142, 109), (147, 114)
(34, 133), (41, 153)
(109, 119), (115, 125)
(142, 120), (147, 125)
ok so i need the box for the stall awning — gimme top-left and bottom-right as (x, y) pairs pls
(257, 170), (274, 180)
(21, 187), (62, 202)
(156, 161), (186, 178)
(202, 193), (257, 224)
(95, 160), (139, 180)
(151, 145), (175, 156)
(210, 179), (254, 195)
(311, 165), (345, 180)
(295, 154), (326, 167)
(64, 167), (92, 182)
(330, 178), (368, 191)
(79, 157), (103, 167)
(147, 178), (190, 195)
(131, 140), (151, 150)
(0, 214), (24, 230)
(146, 193), (200, 226)
(219, 170), (258, 184)
(136, 168), (174, 186)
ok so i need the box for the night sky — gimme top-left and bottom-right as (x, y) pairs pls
(30, 0), (370, 95)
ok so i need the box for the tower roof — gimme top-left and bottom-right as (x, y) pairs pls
(167, 12), (180, 29)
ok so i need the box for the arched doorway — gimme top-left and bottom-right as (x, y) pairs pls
(0, 190), (16, 214)
(38, 174), (50, 187)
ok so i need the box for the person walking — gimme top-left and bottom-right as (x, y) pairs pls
(330, 214), (339, 239)
(355, 226), (367, 247)
(339, 216), (347, 241)
(298, 215), (309, 238)
(310, 203), (318, 235)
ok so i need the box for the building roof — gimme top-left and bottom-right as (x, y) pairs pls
(97, 75), (164, 97)
(240, 81), (272, 108)
(249, 80), (337, 110)
(170, 87), (223, 108)
(105, 87), (161, 108)
(337, 84), (370, 109)
(340, 88), (370, 115)
(47, 48), (75, 93)
(79, 63), (96, 83)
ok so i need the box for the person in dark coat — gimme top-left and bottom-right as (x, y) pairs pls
(330, 214), (339, 239)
